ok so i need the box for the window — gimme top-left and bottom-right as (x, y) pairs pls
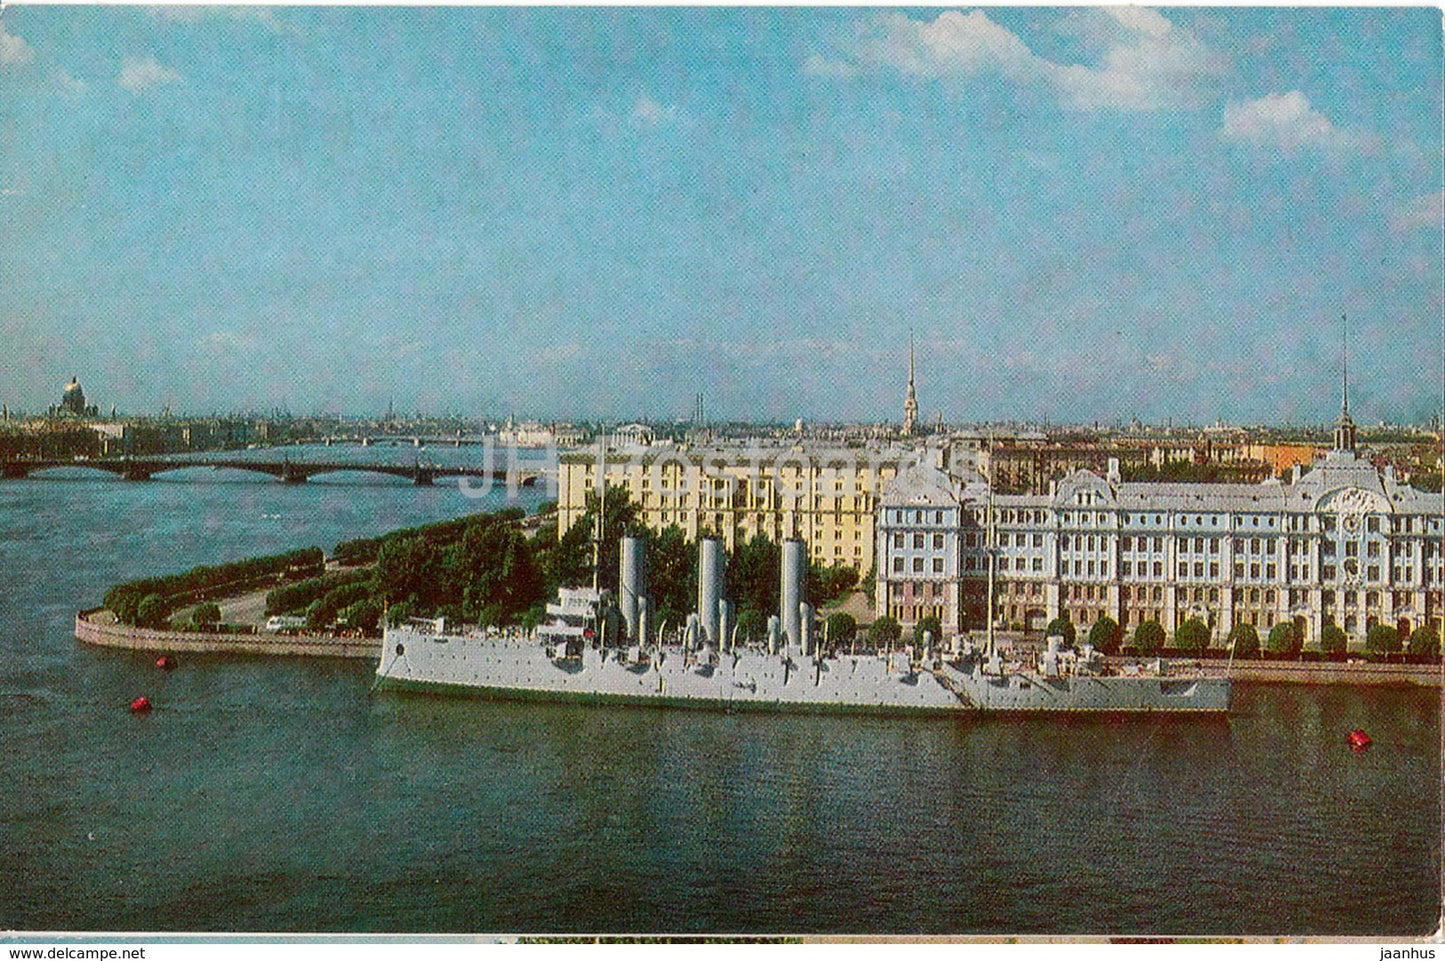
(893, 532), (903, 549)
(933, 533), (944, 549)
(1122, 561), (1132, 577)
(912, 557), (923, 573)
(913, 533), (924, 549)
(933, 557), (944, 574)
(1122, 536), (1133, 551)
(892, 558), (903, 573)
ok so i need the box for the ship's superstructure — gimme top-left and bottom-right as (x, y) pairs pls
(375, 533), (1231, 715)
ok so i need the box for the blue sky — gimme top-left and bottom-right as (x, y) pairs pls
(1, 6), (1440, 425)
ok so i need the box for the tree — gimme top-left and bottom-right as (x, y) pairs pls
(825, 612), (857, 650)
(544, 485), (641, 595)
(913, 615), (943, 648)
(646, 525), (698, 629)
(727, 532), (780, 623)
(734, 608), (767, 647)
(1407, 626), (1440, 658)
(1133, 620), (1166, 656)
(1365, 623), (1402, 656)
(1087, 616), (1122, 655)
(449, 519), (544, 625)
(1045, 616), (1077, 648)
(136, 594), (167, 629)
(1319, 623), (1348, 656)
(372, 534), (447, 610)
(191, 602), (222, 627)
(1227, 623), (1259, 660)
(869, 616), (902, 650)
(1266, 621), (1301, 657)
(1175, 618), (1211, 654)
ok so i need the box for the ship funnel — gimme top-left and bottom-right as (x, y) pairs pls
(619, 536), (645, 643)
(780, 538), (805, 651)
(799, 603), (814, 656)
(697, 537), (723, 647)
(636, 597), (651, 650)
(767, 615), (780, 655)
(718, 599), (734, 653)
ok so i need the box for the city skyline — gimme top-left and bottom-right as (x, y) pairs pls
(2, 7), (1441, 424)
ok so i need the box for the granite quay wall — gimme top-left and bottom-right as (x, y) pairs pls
(1101, 655), (1441, 688)
(76, 609), (376, 659)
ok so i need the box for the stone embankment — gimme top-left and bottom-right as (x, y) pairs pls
(1101, 655), (1440, 688)
(75, 608), (376, 659)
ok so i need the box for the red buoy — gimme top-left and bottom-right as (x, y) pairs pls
(1347, 728), (1372, 750)
(155, 655), (176, 671)
(130, 696), (153, 714)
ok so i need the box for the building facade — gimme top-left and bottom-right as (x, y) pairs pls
(877, 446), (1444, 650)
(557, 441), (914, 568)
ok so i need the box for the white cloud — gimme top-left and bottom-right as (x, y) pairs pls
(1391, 191), (1444, 232)
(118, 55), (182, 92)
(630, 95), (676, 129)
(54, 70), (87, 95)
(801, 54), (857, 79)
(1219, 91), (1355, 151)
(1, 24), (35, 66)
(815, 8), (1224, 111)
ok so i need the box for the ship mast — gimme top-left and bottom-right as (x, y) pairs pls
(985, 428), (996, 662)
(592, 433), (606, 595)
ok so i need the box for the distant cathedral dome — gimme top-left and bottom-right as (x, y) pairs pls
(61, 376), (87, 416)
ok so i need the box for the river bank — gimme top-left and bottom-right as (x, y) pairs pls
(74, 606), (1443, 687)
(75, 607), (375, 658)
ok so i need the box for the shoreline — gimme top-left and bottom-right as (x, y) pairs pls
(74, 607), (375, 659)
(75, 608), (1442, 687)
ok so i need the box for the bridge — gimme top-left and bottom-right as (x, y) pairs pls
(0, 456), (546, 487)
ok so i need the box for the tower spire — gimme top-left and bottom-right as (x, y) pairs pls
(902, 330), (919, 436)
(1333, 313), (1357, 454)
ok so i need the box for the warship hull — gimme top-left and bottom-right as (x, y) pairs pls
(375, 626), (1232, 715)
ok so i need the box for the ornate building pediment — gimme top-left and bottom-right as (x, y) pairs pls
(1316, 485), (1390, 517)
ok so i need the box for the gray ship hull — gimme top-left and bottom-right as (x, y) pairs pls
(375, 627), (1232, 715)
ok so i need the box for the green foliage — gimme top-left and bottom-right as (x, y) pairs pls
(1174, 618), (1211, 653)
(104, 547), (323, 625)
(135, 594), (167, 629)
(1266, 621), (1301, 656)
(334, 514), (487, 566)
(190, 602), (222, 626)
(913, 615), (943, 647)
(734, 608), (767, 646)
(385, 599), (416, 626)
(824, 612), (857, 649)
(372, 534), (448, 609)
(541, 484), (641, 595)
(1407, 626), (1440, 658)
(645, 525), (698, 629)
(1365, 623), (1401, 655)
(265, 569), (371, 615)
(727, 533), (780, 626)
(1087, 616), (1121, 654)
(449, 517), (545, 626)
(808, 563), (859, 606)
(1045, 616), (1077, 647)
(1133, 620), (1166, 655)
(535, 500), (558, 515)
(1319, 623), (1348, 655)
(337, 597), (383, 633)
(1227, 623), (1259, 659)
(869, 616), (902, 649)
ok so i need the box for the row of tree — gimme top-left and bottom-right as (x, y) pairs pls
(105, 547), (325, 627)
(1044, 614), (1440, 659)
(368, 487), (862, 639)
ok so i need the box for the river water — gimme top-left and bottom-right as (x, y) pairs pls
(1, 452), (1439, 935)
